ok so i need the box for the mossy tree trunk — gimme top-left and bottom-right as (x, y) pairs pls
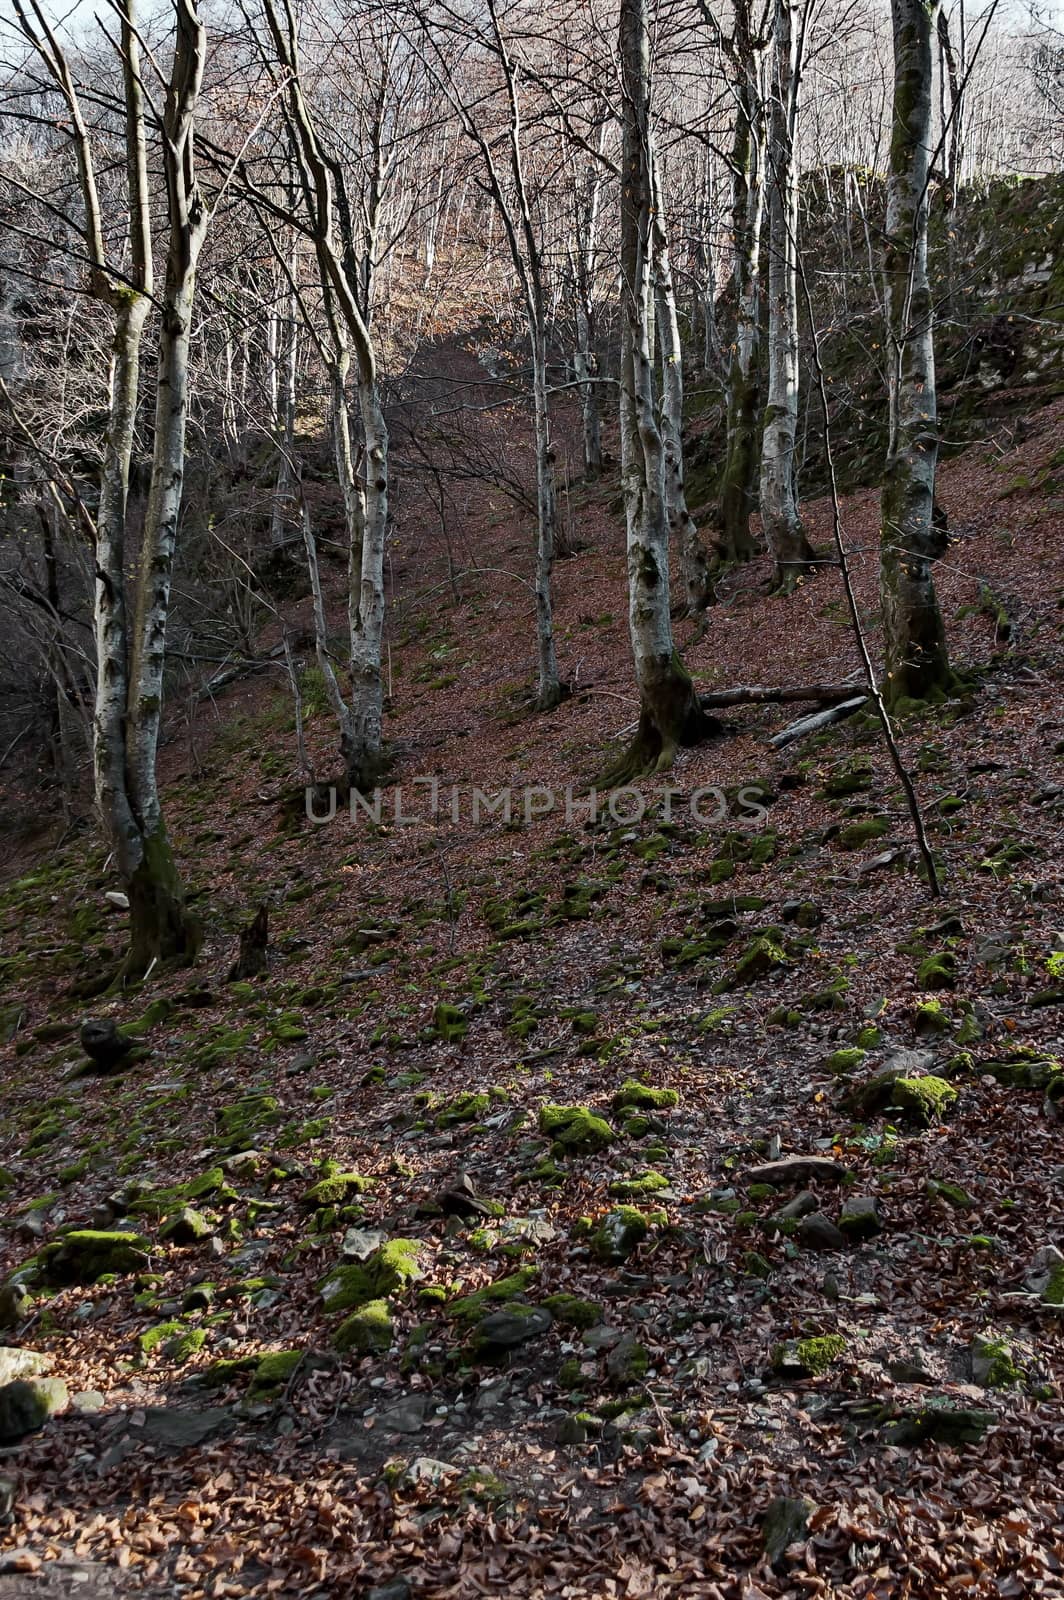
(122, 0), (207, 972)
(717, 9), (767, 565)
(21, 0), (202, 978)
(613, 0), (717, 782)
(760, 0), (816, 592)
(880, 0), (953, 708)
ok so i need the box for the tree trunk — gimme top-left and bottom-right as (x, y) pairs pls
(880, 0), (953, 708)
(760, 0), (815, 592)
(346, 367), (390, 788)
(22, 0), (202, 978)
(612, 0), (717, 782)
(573, 147), (605, 478)
(652, 163), (712, 614)
(531, 332), (562, 709)
(122, 0), (207, 973)
(717, 19), (765, 564)
(262, 0), (392, 790)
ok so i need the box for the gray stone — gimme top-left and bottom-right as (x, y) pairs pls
(367, 1584), (411, 1600)
(887, 1357), (933, 1385)
(340, 1227), (386, 1262)
(580, 1326), (622, 1352)
(79, 1018), (134, 1073)
(159, 1207), (213, 1246)
(71, 1390), (106, 1413)
(746, 1155), (848, 1187)
(838, 1196), (882, 1240)
(773, 1190), (817, 1222)
(475, 1305), (552, 1350)
(223, 1151), (261, 1181)
(134, 1407), (233, 1450)
(0, 1288), (32, 1332)
(0, 1378), (68, 1442)
(1025, 1244), (1064, 1295)
(606, 1333), (649, 1386)
(0, 1348), (52, 1386)
(883, 1403), (995, 1446)
(798, 1212), (846, 1250)
(402, 1457), (458, 1487)
(380, 1395), (427, 1435)
(763, 1496), (815, 1566)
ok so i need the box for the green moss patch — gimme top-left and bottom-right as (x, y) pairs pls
(538, 1104), (614, 1154)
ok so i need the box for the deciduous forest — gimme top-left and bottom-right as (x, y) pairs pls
(0, 0), (1062, 1592)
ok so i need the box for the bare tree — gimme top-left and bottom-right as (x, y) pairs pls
(880, 0), (953, 707)
(260, 0), (392, 790)
(759, 0), (816, 590)
(13, 0), (208, 977)
(609, 0), (717, 782)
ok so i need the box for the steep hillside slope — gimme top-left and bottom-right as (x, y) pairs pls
(0, 366), (1062, 1596)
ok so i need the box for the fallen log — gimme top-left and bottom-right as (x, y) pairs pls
(699, 681), (863, 710)
(768, 695), (868, 748)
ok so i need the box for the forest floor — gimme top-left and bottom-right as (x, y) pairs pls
(0, 343), (1062, 1599)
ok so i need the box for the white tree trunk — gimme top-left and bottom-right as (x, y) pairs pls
(652, 162), (711, 613)
(718, 12), (766, 563)
(613, 0), (710, 779)
(880, 0), (952, 707)
(759, 0), (815, 591)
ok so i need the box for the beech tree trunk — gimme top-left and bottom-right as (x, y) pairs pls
(717, 10), (766, 564)
(612, 0), (716, 781)
(18, 0), (204, 977)
(263, 0), (392, 789)
(124, 0), (208, 974)
(652, 162), (712, 614)
(571, 141), (605, 479)
(880, 0), (953, 707)
(760, 0), (816, 592)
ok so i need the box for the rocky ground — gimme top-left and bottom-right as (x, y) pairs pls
(0, 366), (1062, 1597)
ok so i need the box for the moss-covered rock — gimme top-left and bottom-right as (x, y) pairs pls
(714, 935), (788, 991)
(249, 1350), (303, 1396)
(437, 1091), (492, 1128)
(542, 1293), (603, 1330)
(0, 1377), (68, 1442)
(927, 1178), (974, 1209)
(763, 1496), (815, 1567)
(301, 1169), (373, 1207)
(836, 817), (890, 849)
(611, 1080), (678, 1113)
(838, 1195), (882, 1240)
(319, 1239), (423, 1312)
(538, 1104), (614, 1154)
(608, 1169), (670, 1199)
(826, 1047), (867, 1075)
(159, 1207), (213, 1246)
(36, 1229), (150, 1285)
(771, 1334), (847, 1377)
(606, 1333), (649, 1386)
(971, 1333), (1023, 1389)
(434, 1002), (468, 1044)
(449, 1267), (538, 1323)
(917, 951), (958, 990)
(894, 1075), (957, 1126)
(590, 1207), (657, 1263)
(334, 1299), (393, 1353)
(915, 997), (953, 1035)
